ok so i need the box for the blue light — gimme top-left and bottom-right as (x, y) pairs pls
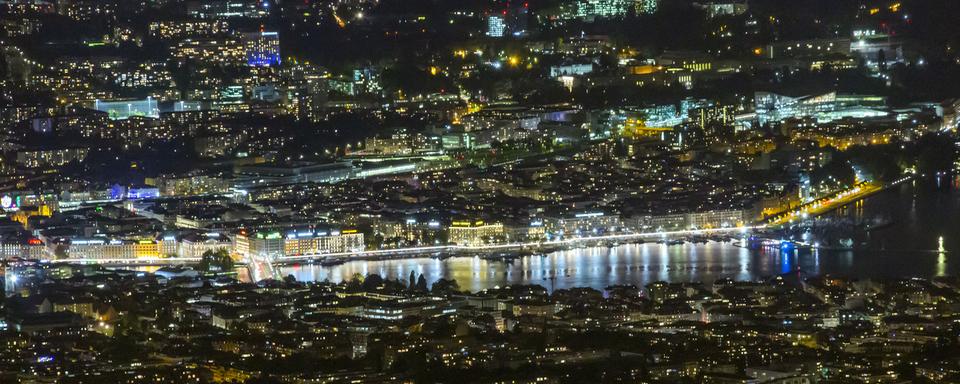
(780, 241), (795, 251)
(247, 53), (281, 67)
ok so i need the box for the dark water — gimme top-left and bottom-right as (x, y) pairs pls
(279, 178), (960, 291)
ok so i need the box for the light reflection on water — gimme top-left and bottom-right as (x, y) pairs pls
(278, 178), (960, 292)
(279, 242), (806, 292)
(277, 240), (959, 293)
(109, 178), (958, 291)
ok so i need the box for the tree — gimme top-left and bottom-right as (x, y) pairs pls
(877, 49), (887, 72)
(431, 278), (461, 295)
(362, 274), (384, 291)
(916, 134), (956, 175)
(199, 248), (234, 272)
(408, 270), (416, 291)
(811, 157), (855, 187)
(415, 274), (428, 292)
(54, 244), (69, 260)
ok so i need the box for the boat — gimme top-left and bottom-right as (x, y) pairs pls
(690, 236), (709, 243)
(481, 253), (519, 262)
(320, 257), (346, 267)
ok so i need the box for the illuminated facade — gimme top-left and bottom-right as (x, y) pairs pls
(486, 15), (506, 37)
(0, 240), (46, 259)
(448, 220), (505, 246)
(560, 0), (632, 19)
(755, 92), (891, 125)
(548, 212), (622, 237)
(235, 228), (364, 259)
(62, 239), (162, 260)
(643, 209), (746, 230)
(694, 1), (748, 18)
(172, 37), (245, 64)
(16, 148), (89, 168)
(636, 0), (659, 14)
(11, 204), (53, 227)
(148, 20), (230, 40)
(92, 98), (159, 120)
(243, 31), (281, 67)
(754, 92), (837, 125)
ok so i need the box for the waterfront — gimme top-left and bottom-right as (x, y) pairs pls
(279, 177), (960, 291)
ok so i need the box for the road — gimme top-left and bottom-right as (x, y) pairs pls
(274, 225), (766, 264)
(764, 175), (913, 227)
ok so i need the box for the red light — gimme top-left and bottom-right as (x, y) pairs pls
(28, 238), (42, 245)
(502, 10), (507, 15)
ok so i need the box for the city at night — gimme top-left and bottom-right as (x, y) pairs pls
(2, 0), (960, 382)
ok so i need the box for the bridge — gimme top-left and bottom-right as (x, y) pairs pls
(273, 225), (767, 264)
(38, 226), (766, 280)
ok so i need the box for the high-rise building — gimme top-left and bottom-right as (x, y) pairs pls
(487, 2), (528, 38)
(243, 31), (281, 67)
(635, 0), (659, 14)
(560, 0), (632, 20)
(487, 15), (506, 37)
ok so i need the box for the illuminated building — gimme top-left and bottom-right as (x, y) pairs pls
(643, 209), (746, 230)
(549, 63), (593, 78)
(364, 134), (415, 156)
(243, 31), (281, 67)
(763, 38), (850, 59)
(233, 162), (355, 188)
(486, 15), (506, 37)
(372, 217), (444, 245)
(91, 97), (159, 120)
(656, 51), (714, 72)
(187, 0), (265, 19)
(693, 1), (748, 18)
(448, 220), (505, 246)
(172, 37), (245, 64)
(755, 92), (891, 125)
(635, 0), (659, 14)
(148, 20), (231, 40)
(684, 209), (746, 229)
(0, 238), (46, 259)
(754, 92), (836, 125)
(459, 105), (540, 132)
(942, 99), (960, 132)
(15, 147), (89, 168)
(560, 0), (632, 20)
(11, 204), (53, 228)
(556, 35), (614, 55)
(689, 104), (735, 135)
(621, 118), (672, 139)
(547, 212), (622, 237)
(60, 238), (162, 260)
(486, 2), (528, 38)
(56, 0), (116, 21)
(150, 173), (232, 196)
(234, 227), (364, 259)
(160, 232), (232, 258)
(112, 62), (173, 89)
